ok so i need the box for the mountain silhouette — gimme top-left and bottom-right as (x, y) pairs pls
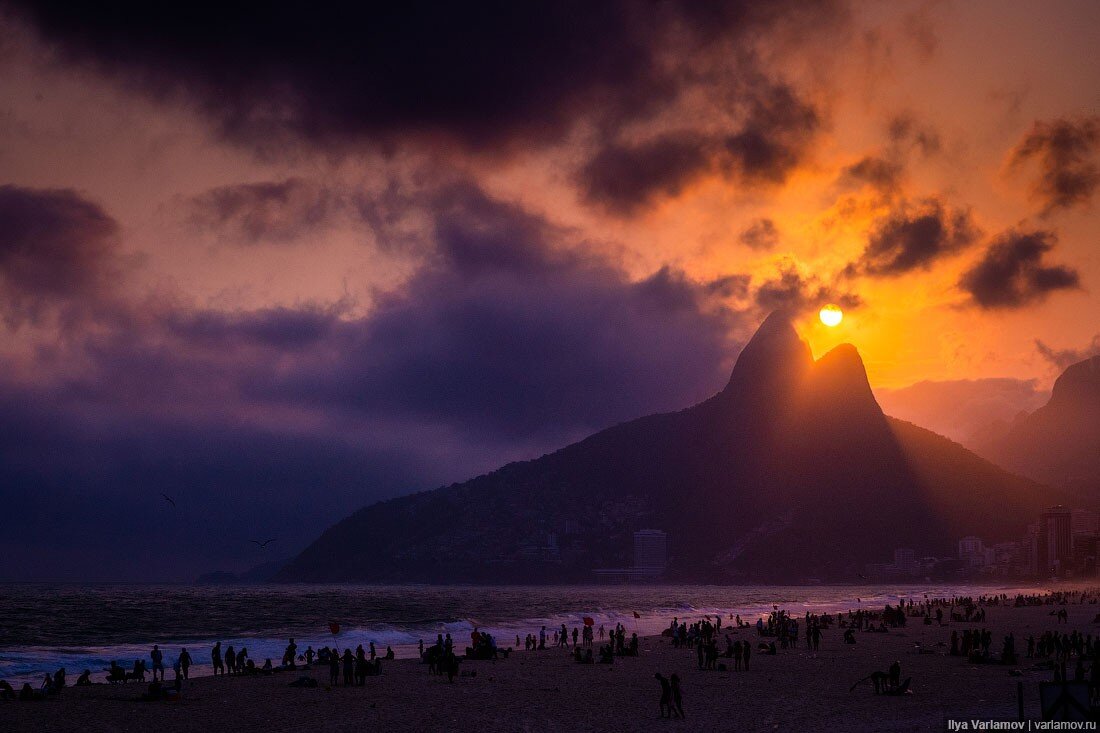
(975, 356), (1100, 499)
(278, 312), (1057, 583)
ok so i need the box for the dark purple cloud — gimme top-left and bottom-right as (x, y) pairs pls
(754, 260), (861, 314)
(739, 218), (780, 250)
(6, 0), (839, 152)
(848, 197), (979, 276)
(1035, 333), (1100, 370)
(184, 178), (336, 244)
(0, 184), (120, 326)
(959, 228), (1080, 309)
(578, 133), (711, 215)
(837, 156), (904, 197)
(887, 114), (941, 156)
(0, 179), (751, 579)
(577, 80), (822, 215)
(1010, 116), (1100, 216)
(722, 81), (820, 182)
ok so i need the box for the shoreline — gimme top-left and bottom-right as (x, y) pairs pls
(4, 595), (1098, 732)
(0, 582), (1056, 686)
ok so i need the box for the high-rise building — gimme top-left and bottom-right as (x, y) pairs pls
(633, 529), (668, 571)
(893, 548), (917, 574)
(958, 536), (986, 569)
(1072, 509), (1099, 538)
(1039, 506), (1073, 577)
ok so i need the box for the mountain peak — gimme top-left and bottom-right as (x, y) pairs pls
(1050, 355), (1100, 407)
(809, 343), (880, 416)
(723, 311), (813, 397)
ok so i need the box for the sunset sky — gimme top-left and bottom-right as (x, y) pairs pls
(1, 0), (1098, 579)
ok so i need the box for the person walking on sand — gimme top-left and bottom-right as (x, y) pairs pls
(655, 673), (672, 718)
(670, 673), (684, 719)
(559, 623), (568, 648)
(211, 642), (223, 676)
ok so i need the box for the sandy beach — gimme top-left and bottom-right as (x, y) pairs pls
(2, 598), (1094, 733)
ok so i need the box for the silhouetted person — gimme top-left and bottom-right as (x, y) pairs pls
(52, 668), (66, 690)
(655, 673), (672, 718)
(342, 649), (354, 686)
(355, 645), (368, 685)
(179, 649), (192, 679)
(328, 648), (339, 686)
(75, 670), (92, 686)
(670, 673), (684, 719)
(150, 645), (164, 682)
(212, 642), (223, 676)
(283, 638), (297, 667)
(225, 646), (236, 676)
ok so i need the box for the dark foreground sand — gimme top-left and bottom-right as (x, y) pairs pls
(1, 602), (1092, 732)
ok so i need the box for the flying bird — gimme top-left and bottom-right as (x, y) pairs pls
(250, 538), (277, 548)
(160, 493), (176, 508)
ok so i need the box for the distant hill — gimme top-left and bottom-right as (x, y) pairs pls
(973, 356), (1100, 501)
(277, 312), (1059, 583)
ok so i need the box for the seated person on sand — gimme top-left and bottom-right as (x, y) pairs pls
(262, 659), (273, 672)
(75, 669), (92, 686)
(844, 628), (856, 644)
(106, 661), (126, 683)
(128, 659), (146, 682)
(20, 682), (39, 700)
(0, 680), (15, 699)
(385, 646), (395, 660)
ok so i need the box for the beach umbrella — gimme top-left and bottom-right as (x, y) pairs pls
(583, 617), (594, 627)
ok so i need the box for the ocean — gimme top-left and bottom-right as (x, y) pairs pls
(0, 582), (1050, 684)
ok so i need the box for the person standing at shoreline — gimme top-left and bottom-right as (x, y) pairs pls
(150, 645), (164, 682)
(179, 649), (192, 679)
(211, 642), (223, 676)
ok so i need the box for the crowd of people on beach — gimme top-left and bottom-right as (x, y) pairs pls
(9, 588), (1100, 719)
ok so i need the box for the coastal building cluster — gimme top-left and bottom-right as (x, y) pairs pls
(592, 529), (669, 582)
(867, 505), (1100, 580)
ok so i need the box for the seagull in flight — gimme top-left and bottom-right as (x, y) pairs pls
(250, 538), (277, 548)
(160, 493), (176, 508)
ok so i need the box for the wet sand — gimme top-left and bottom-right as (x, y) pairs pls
(1, 601), (1091, 732)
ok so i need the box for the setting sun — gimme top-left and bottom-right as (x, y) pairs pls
(819, 304), (843, 327)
